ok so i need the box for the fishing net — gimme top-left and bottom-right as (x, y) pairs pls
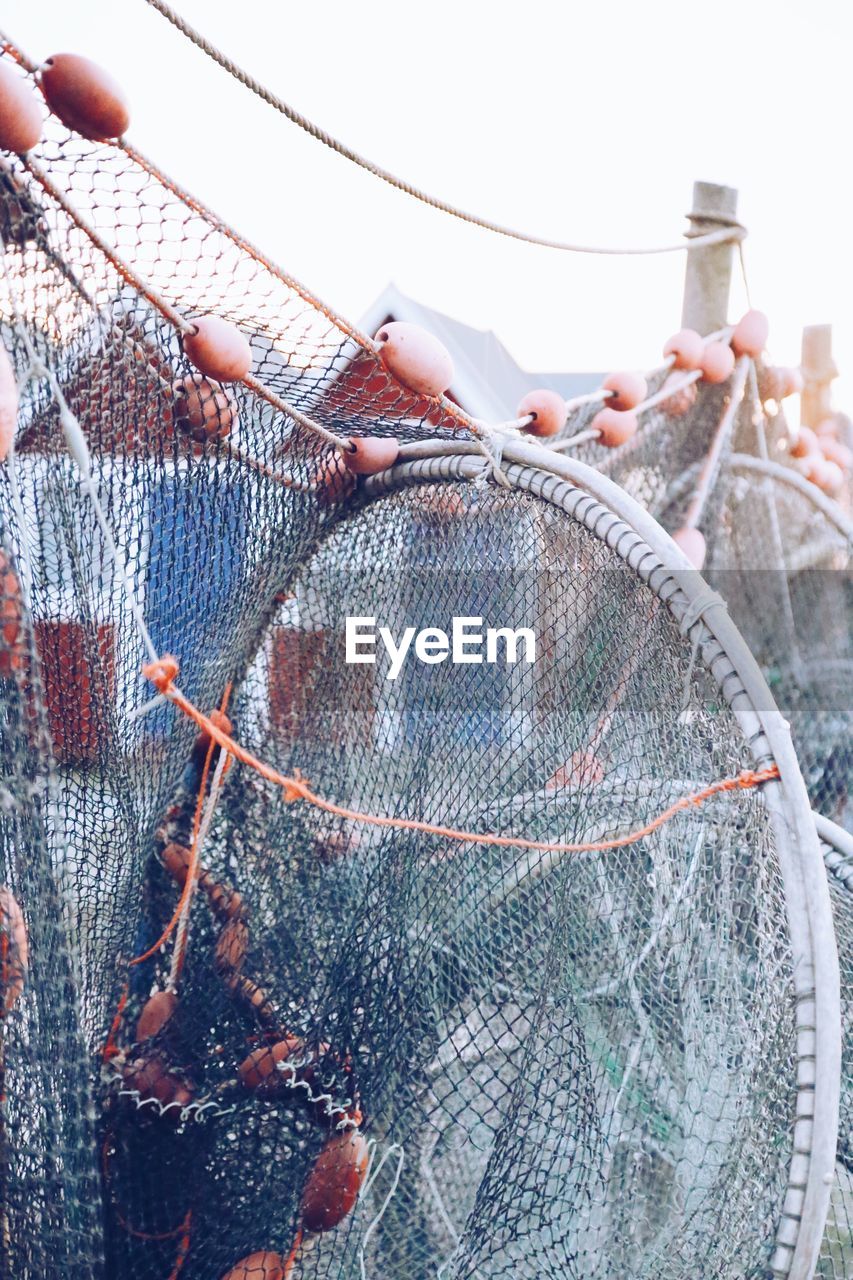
(817, 819), (853, 1279)
(593, 357), (852, 833)
(0, 41), (840, 1280)
(663, 454), (852, 829)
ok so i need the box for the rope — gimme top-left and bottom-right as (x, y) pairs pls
(167, 683), (233, 986)
(681, 355), (750, 529)
(143, 656), (780, 855)
(18, 154), (360, 456)
(127, 688), (227, 970)
(142, 0), (746, 258)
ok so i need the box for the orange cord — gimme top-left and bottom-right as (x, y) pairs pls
(102, 983), (129, 1062)
(129, 683), (232, 970)
(144, 657), (780, 856)
(166, 1212), (192, 1279)
(282, 1227), (303, 1279)
(103, 1134), (192, 1248)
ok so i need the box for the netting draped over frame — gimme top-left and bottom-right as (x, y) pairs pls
(818, 823), (853, 1279)
(701, 458), (852, 829)
(0, 521), (104, 1276)
(0, 51), (840, 1280)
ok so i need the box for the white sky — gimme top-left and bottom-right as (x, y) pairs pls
(6, 0), (853, 404)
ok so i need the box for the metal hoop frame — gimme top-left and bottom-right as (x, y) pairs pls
(728, 455), (853, 544)
(343, 435), (842, 1280)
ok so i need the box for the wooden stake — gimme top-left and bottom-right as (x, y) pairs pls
(800, 324), (836, 429)
(681, 181), (739, 335)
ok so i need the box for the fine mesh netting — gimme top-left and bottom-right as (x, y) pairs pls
(0, 522), (104, 1276)
(819, 829), (853, 1279)
(600, 371), (853, 831)
(700, 458), (851, 829)
(0, 44), (839, 1280)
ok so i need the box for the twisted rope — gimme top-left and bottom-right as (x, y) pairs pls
(143, 0), (746, 257)
(144, 656), (780, 856)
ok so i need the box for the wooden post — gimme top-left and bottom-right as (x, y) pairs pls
(681, 181), (739, 335)
(800, 324), (836, 429)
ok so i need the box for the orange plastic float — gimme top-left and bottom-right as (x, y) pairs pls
(662, 328), (703, 371)
(758, 366), (802, 402)
(40, 53), (130, 141)
(789, 425), (820, 459)
(659, 373), (697, 417)
(342, 436), (400, 475)
(373, 321), (453, 398)
(238, 1037), (303, 1095)
(0, 341), (18, 461)
(602, 370), (647, 411)
(815, 415), (841, 440)
(806, 456), (844, 496)
(730, 310), (769, 358)
(672, 526), (706, 570)
(699, 341), (735, 384)
(0, 551), (26, 677)
(135, 991), (178, 1041)
(591, 407), (638, 448)
(0, 888), (28, 1013)
(301, 1129), (370, 1233)
(778, 367), (804, 397)
(172, 374), (237, 443)
(122, 1053), (194, 1111)
(314, 453), (357, 504)
(220, 1253), (285, 1280)
(0, 61), (43, 153)
(820, 437), (853, 471)
(183, 317), (252, 383)
(517, 388), (568, 438)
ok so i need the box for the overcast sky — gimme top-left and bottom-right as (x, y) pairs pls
(5, 0), (852, 404)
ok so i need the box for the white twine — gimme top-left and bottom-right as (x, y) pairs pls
(11, 325), (161, 666)
(358, 1144), (405, 1280)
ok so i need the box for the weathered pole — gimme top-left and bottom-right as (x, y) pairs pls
(681, 181), (739, 335)
(800, 324), (836, 429)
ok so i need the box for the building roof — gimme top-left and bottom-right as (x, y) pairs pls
(360, 284), (604, 421)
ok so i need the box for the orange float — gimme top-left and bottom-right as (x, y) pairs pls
(301, 1129), (370, 1233)
(0, 888), (28, 1013)
(136, 991), (178, 1041)
(602, 371), (647, 412)
(821, 438), (852, 472)
(778, 367), (804, 398)
(122, 1053), (194, 1111)
(806, 456), (844, 496)
(219, 1253), (285, 1280)
(313, 453), (356, 505)
(672, 527), (706, 570)
(699, 342), (735, 384)
(183, 317), (252, 383)
(342, 436), (400, 475)
(730, 310), (769, 358)
(662, 329), (703, 371)
(40, 53), (129, 142)
(659, 373), (697, 418)
(592, 407), (638, 448)
(0, 551), (27, 677)
(373, 322), (453, 398)
(172, 374), (237, 443)
(517, 389), (568, 438)
(238, 1037), (303, 1095)
(0, 61), (43, 153)
(0, 341), (18, 461)
(789, 425), (820, 459)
